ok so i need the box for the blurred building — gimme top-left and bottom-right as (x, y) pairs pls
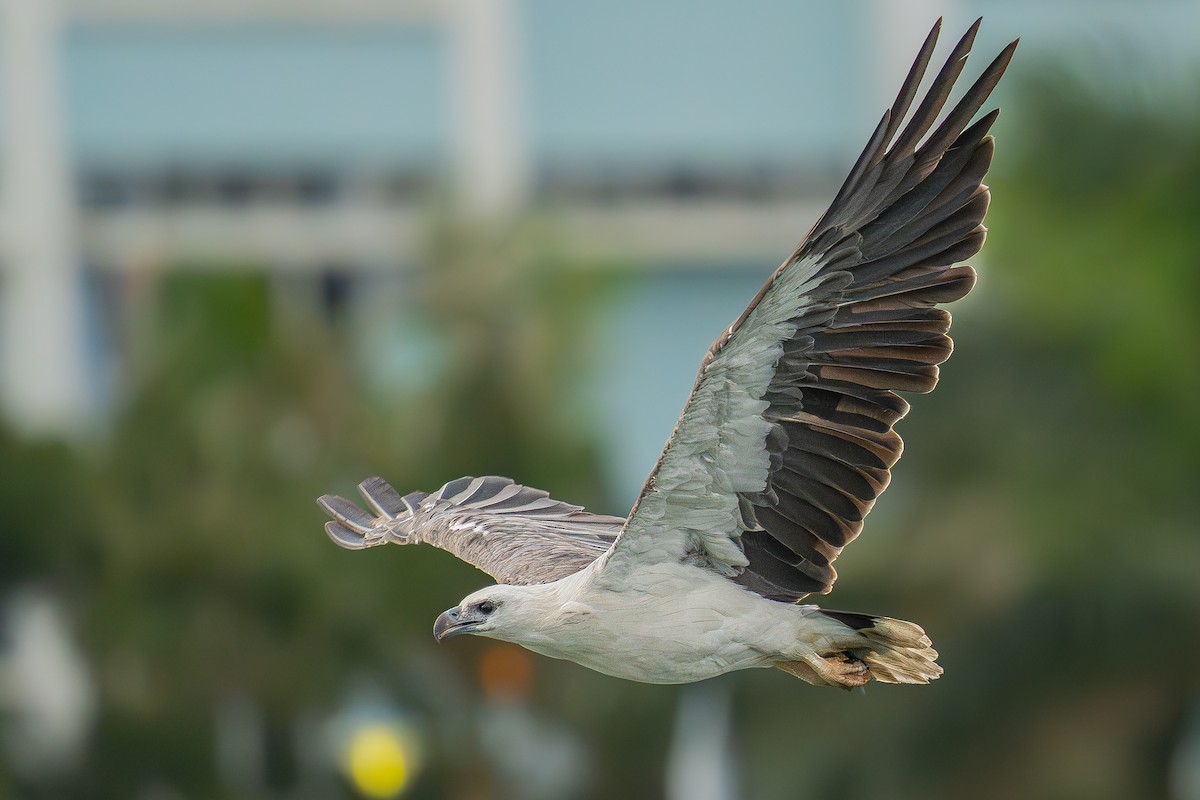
(1, 0), (1198, 502)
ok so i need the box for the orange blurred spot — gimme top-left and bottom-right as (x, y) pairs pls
(479, 643), (534, 700)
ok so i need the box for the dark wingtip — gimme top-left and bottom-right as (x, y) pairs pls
(965, 16), (983, 40)
(318, 493), (377, 533)
(316, 494), (340, 517)
(357, 476), (409, 518)
(325, 520), (369, 550)
(993, 38), (1020, 72)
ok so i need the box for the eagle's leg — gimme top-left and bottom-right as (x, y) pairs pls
(775, 653), (870, 689)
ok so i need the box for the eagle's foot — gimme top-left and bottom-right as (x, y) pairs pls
(775, 652), (870, 689)
(815, 653), (870, 688)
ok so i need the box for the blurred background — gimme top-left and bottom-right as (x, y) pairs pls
(1, 0), (1198, 798)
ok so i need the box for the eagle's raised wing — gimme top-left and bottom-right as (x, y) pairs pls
(598, 20), (1016, 600)
(320, 476), (623, 586)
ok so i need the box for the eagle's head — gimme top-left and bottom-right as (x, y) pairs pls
(433, 584), (541, 643)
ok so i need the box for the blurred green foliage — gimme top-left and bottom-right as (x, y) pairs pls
(2, 68), (1199, 799)
(0, 220), (635, 798)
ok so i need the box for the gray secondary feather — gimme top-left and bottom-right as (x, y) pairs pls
(320, 475), (623, 586)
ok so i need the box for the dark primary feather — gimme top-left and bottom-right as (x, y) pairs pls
(740, 21), (1015, 600)
(319, 476), (623, 586)
(618, 20), (1016, 601)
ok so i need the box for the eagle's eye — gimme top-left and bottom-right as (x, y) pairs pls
(478, 601), (496, 615)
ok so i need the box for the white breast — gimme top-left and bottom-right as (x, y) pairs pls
(519, 561), (804, 684)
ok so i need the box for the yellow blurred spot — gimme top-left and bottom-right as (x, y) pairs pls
(345, 723), (412, 798)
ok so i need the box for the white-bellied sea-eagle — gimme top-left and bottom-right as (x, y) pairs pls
(319, 19), (1016, 688)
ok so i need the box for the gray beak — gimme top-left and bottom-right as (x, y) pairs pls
(433, 607), (481, 642)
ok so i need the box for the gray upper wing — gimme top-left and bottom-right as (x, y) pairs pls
(599, 20), (1016, 600)
(320, 476), (624, 585)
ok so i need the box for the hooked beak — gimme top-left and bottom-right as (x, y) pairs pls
(433, 607), (482, 642)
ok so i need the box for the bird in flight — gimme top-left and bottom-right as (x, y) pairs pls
(320, 19), (1016, 689)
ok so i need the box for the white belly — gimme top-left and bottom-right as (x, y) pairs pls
(515, 562), (810, 684)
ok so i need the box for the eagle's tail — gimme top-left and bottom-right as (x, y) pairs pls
(776, 609), (942, 689)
